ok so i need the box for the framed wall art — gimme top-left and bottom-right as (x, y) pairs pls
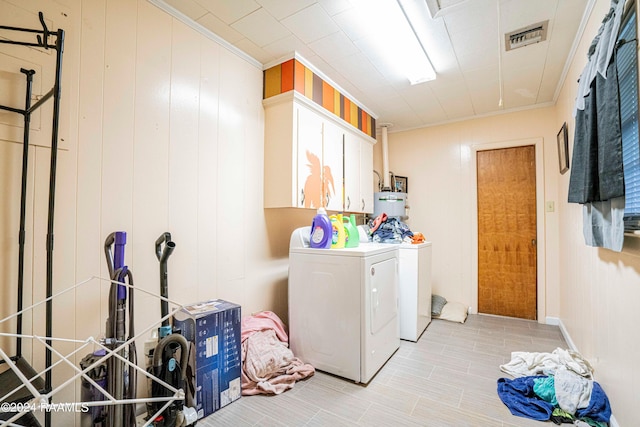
(394, 176), (408, 193)
(557, 122), (569, 174)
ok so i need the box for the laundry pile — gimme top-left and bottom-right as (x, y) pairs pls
(240, 311), (314, 395)
(368, 213), (414, 243)
(497, 348), (611, 426)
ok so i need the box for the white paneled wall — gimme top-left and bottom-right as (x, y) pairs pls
(1, 0), (280, 424)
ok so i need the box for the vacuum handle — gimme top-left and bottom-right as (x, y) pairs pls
(104, 232), (127, 283)
(155, 232), (175, 262)
(156, 232), (175, 329)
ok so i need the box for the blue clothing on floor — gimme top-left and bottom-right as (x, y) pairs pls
(575, 381), (612, 423)
(497, 376), (554, 421)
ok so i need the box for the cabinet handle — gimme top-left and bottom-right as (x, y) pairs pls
(347, 196), (351, 210)
(361, 198), (365, 211)
(300, 189), (305, 207)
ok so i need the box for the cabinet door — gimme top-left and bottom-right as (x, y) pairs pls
(297, 105), (324, 208)
(343, 132), (360, 212)
(322, 120), (344, 211)
(360, 140), (374, 213)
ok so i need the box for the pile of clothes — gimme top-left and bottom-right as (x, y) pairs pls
(497, 348), (611, 426)
(241, 311), (314, 395)
(367, 213), (417, 244)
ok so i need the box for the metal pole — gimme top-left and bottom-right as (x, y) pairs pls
(44, 27), (64, 427)
(16, 68), (36, 358)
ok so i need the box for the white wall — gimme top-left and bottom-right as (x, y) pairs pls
(0, 0), (291, 424)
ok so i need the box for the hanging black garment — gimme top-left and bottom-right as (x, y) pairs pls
(568, 56), (624, 203)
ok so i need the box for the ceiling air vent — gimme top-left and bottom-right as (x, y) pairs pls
(505, 20), (549, 51)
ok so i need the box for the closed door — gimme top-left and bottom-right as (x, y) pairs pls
(477, 146), (537, 320)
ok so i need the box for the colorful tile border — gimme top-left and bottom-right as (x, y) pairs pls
(264, 59), (376, 139)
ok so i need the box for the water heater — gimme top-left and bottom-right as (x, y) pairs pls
(373, 192), (407, 218)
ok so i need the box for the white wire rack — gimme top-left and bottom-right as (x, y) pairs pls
(0, 275), (189, 427)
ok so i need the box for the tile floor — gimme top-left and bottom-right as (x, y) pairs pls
(199, 314), (568, 427)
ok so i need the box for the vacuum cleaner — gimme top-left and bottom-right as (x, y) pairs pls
(146, 233), (197, 427)
(80, 232), (137, 427)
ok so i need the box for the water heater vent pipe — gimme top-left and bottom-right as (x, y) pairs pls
(380, 124), (392, 190)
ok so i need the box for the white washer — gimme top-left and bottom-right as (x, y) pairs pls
(288, 227), (399, 384)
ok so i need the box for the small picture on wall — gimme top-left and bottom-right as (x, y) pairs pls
(557, 122), (569, 174)
(394, 176), (408, 193)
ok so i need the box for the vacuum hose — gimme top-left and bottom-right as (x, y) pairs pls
(152, 333), (189, 383)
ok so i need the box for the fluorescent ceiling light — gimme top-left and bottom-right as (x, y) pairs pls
(348, 0), (436, 85)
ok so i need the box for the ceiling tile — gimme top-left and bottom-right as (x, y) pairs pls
(196, 13), (245, 44)
(281, 3), (340, 44)
(164, 0), (208, 21)
(317, 0), (354, 17)
(262, 34), (316, 61)
(233, 37), (274, 64)
(231, 8), (291, 47)
(309, 31), (359, 63)
(194, 0), (261, 24)
(256, 0), (316, 20)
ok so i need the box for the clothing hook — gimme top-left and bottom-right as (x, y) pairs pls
(36, 11), (50, 49)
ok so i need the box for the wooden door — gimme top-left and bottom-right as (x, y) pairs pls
(477, 146), (537, 320)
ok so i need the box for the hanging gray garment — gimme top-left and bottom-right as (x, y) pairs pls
(582, 197), (625, 252)
(568, 58), (624, 203)
(575, 0), (625, 111)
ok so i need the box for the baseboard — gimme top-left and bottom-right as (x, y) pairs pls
(546, 316), (578, 351)
(544, 316), (559, 326)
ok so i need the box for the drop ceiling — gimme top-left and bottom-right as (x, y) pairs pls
(155, 0), (592, 133)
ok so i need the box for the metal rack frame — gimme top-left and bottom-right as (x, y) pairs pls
(0, 276), (187, 427)
(0, 11), (64, 427)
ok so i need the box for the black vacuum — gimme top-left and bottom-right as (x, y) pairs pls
(147, 233), (197, 427)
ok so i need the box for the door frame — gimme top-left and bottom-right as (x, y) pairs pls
(470, 137), (546, 322)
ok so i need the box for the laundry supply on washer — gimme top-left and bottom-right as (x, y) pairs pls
(330, 213), (346, 248)
(343, 214), (359, 248)
(309, 207), (331, 249)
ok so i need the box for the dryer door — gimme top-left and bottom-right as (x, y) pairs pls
(369, 257), (398, 335)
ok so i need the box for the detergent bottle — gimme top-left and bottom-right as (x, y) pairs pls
(309, 207), (332, 249)
(330, 213), (346, 249)
(343, 214), (359, 248)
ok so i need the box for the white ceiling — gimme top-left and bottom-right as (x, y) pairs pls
(158, 0), (591, 133)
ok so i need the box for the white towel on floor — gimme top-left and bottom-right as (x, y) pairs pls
(554, 366), (593, 414)
(500, 348), (593, 378)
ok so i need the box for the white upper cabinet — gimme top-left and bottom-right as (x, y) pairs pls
(296, 104), (324, 208)
(264, 92), (375, 212)
(321, 119), (345, 211)
(345, 131), (374, 214)
(359, 138), (374, 213)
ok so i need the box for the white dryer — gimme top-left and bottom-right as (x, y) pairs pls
(288, 227), (399, 384)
